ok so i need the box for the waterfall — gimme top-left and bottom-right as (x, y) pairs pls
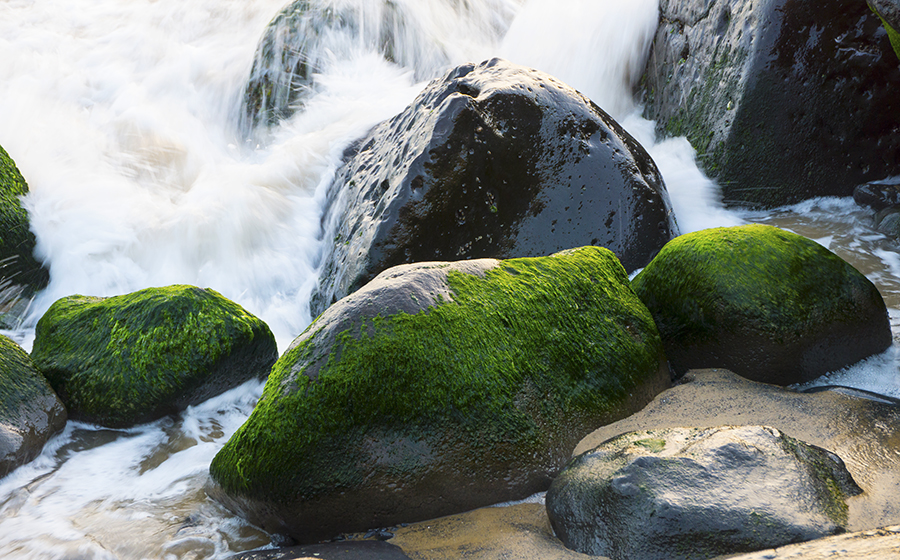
(0, 0), (898, 558)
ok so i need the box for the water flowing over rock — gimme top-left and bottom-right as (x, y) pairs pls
(30, 285), (277, 428)
(209, 247), (670, 543)
(639, 0), (900, 208)
(0, 144), (49, 326)
(240, 0), (517, 131)
(546, 425), (861, 560)
(631, 224), (891, 384)
(312, 58), (678, 316)
(0, 335), (66, 477)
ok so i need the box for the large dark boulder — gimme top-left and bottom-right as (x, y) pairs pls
(631, 224), (891, 384)
(546, 425), (861, 560)
(311, 58), (678, 316)
(0, 334), (66, 477)
(640, 0), (900, 208)
(30, 285), (277, 428)
(0, 144), (49, 324)
(209, 246), (670, 543)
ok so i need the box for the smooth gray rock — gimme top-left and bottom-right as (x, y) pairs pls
(640, 0), (900, 207)
(547, 426), (861, 560)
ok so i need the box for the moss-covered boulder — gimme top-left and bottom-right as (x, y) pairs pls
(870, 0), (900, 59)
(209, 246), (670, 543)
(0, 144), (49, 323)
(640, 0), (900, 207)
(631, 224), (891, 384)
(0, 335), (66, 477)
(31, 285), (277, 428)
(546, 426), (862, 560)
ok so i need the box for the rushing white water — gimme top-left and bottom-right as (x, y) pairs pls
(0, 0), (898, 558)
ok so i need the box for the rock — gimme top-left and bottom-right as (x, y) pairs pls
(576, 369), (900, 531)
(30, 285), (277, 428)
(0, 334), (66, 477)
(311, 58), (678, 316)
(639, 0), (900, 208)
(239, 0), (514, 130)
(853, 178), (900, 211)
(546, 426), (861, 560)
(724, 524), (900, 559)
(209, 246), (670, 543)
(0, 144), (49, 325)
(631, 224), (891, 384)
(229, 540), (412, 560)
(869, 0), (900, 59)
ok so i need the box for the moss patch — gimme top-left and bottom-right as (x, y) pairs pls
(211, 247), (667, 503)
(0, 144), (47, 293)
(0, 334), (58, 425)
(31, 285), (276, 427)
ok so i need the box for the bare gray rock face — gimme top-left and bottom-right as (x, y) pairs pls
(547, 425), (861, 560)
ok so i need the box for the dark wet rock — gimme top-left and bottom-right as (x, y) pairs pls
(209, 247), (670, 543)
(240, 0), (514, 131)
(547, 425), (861, 560)
(640, 0), (900, 208)
(853, 178), (900, 211)
(31, 285), (277, 428)
(631, 224), (891, 384)
(0, 334), (66, 477)
(311, 58), (678, 316)
(869, 0), (900, 59)
(725, 524), (900, 559)
(229, 540), (412, 560)
(0, 144), (49, 325)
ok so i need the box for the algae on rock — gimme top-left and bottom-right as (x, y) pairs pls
(31, 285), (277, 428)
(209, 246), (670, 543)
(631, 224), (891, 385)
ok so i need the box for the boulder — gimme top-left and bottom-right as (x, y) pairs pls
(311, 58), (678, 316)
(869, 0), (900, 58)
(631, 224), (891, 384)
(853, 178), (900, 212)
(0, 334), (66, 477)
(639, 0), (900, 208)
(0, 144), (49, 325)
(546, 425), (861, 560)
(30, 285), (277, 428)
(209, 246), (670, 543)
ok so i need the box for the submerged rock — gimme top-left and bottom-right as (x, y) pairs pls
(311, 58), (678, 316)
(31, 285), (277, 428)
(631, 224), (891, 384)
(209, 246), (670, 543)
(640, 0), (900, 207)
(0, 144), (49, 325)
(547, 426), (861, 560)
(0, 335), (66, 477)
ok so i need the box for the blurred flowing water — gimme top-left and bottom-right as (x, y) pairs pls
(0, 0), (896, 558)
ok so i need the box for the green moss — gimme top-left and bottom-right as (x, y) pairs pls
(0, 334), (56, 424)
(632, 224), (875, 343)
(634, 438), (666, 453)
(0, 144), (47, 292)
(211, 247), (665, 499)
(31, 285), (275, 427)
(877, 13), (900, 60)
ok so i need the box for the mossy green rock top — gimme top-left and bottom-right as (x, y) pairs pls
(209, 246), (670, 543)
(632, 224), (891, 384)
(0, 144), (48, 307)
(31, 285), (277, 428)
(546, 426), (861, 560)
(0, 335), (66, 477)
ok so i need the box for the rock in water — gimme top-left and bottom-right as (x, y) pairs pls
(312, 58), (678, 316)
(0, 144), (49, 324)
(209, 246), (670, 543)
(31, 285), (277, 428)
(0, 335), (66, 477)
(869, 0), (900, 59)
(631, 224), (891, 384)
(546, 426), (862, 560)
(640, 0), (900, 207)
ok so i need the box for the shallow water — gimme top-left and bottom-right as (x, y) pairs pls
(0, 0), (898, 558)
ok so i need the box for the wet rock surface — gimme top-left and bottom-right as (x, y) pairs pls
(209, 247), (670, 543)
(546, 426), (860, 560)
(312, 58), (677, 316)
(640, 0), (900, 208)
(229, 540), (412, 560)
(0, 334), (66, 477)
(631, 224), (891, 384)
(30, 285), (277, 428)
